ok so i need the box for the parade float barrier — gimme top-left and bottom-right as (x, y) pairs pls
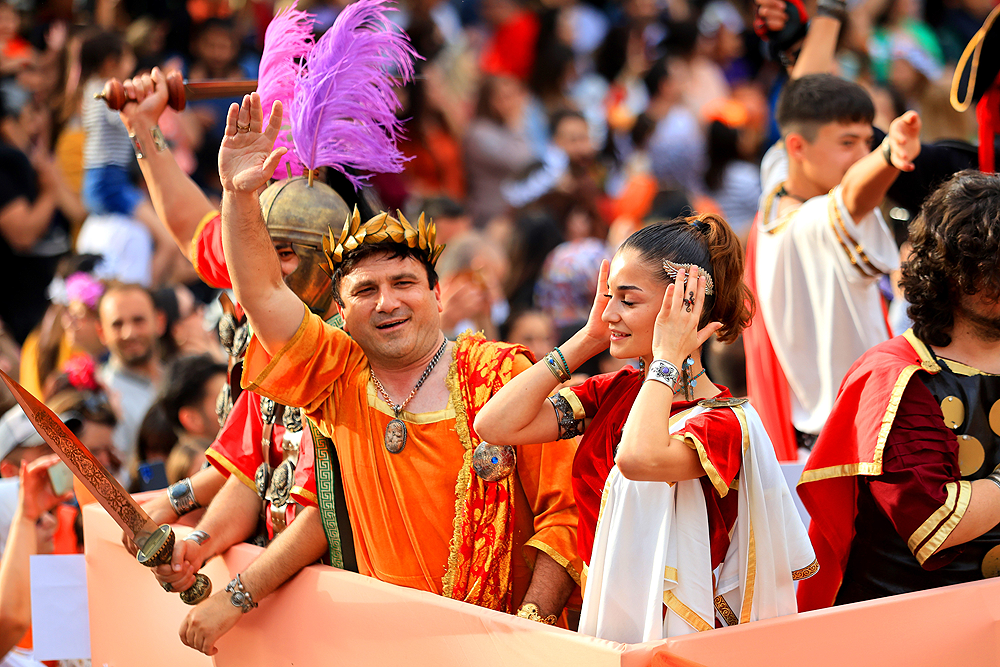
(84, 501), (1000, 667)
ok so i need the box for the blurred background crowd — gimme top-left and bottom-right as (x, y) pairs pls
(0, 0), (988, 638)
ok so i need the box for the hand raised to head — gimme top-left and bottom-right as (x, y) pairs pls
(651, 269), (721, 365)
(218, 92), (287, 194)
(580, 259), (612, 353)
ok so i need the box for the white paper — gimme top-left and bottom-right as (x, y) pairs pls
(29, 554), (91, 660)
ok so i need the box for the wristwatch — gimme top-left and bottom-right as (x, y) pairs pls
(646, 359), (682, 393)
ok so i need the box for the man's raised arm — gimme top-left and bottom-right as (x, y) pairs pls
(120, 67), (216, 254)
(218, 93), (304, 354)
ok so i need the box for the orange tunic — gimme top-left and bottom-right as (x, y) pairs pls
(243, 307), (581, 609)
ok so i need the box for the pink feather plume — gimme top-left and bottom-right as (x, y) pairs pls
(257, 2), (316, 180)
(291, 0), (417, 188)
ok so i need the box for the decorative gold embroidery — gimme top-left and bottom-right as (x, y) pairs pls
(792, 559), (820, 580)
(760, 183), (795, 235)
(828, 194), (881, 276)
(441, 341), (470, 599)
(714, 595), (739, 626)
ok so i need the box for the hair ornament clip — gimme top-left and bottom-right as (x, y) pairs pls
(662, 259), (715, 296)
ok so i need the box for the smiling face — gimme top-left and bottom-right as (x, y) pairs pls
(601, 247), (665, 363)
(98, 287), (161, 369)
(337, 253), (443, 367)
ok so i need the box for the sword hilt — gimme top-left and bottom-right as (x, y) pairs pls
(137, 525), (213, 605)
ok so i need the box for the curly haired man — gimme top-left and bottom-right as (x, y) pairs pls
(795, 170), (1000, 610)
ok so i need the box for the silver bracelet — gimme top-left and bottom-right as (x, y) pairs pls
(167, 478), (201, 516)
(225, 573), (258, 613)
(182, 530), (210, 546)
(645, 359), (681, 392)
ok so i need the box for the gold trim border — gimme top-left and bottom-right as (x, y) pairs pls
(440, 340), (469, 600)
(907, 482), (958, 554)
(204, 447), (257, 492)
(242, 304), (311, 397)
(558, 387), (587, 422)
(188, 210), (219, 284)
(714, 595), (738, 626)
(663, 590), (713, 632)
(792, 559), (819, 580)
(291, 484), (318, 505)
(524, 537), (582, 586)
(916, 481), (972, 565)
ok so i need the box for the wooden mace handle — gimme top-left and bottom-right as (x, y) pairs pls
(96, 70), (187, 111)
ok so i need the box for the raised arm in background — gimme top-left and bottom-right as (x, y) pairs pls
(217, 93), (303, 353)
(119, 67), (217, 254)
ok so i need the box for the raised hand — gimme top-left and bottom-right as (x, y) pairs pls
(218, 92), (287, 194)
(756, 0), (789, 32)
(651, 268), (722, 365)
(578, 259), (612, 355)
(19, 455), (73, 522)
(886, 110), (921, 172)
(120, 67), (171, 133)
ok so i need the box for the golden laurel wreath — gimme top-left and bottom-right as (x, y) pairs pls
(322, 207), (445, 273)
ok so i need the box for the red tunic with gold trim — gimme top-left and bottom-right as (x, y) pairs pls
(560, 367), (743, 569)
(797, 330), (1000, 610)
(191, 212), (319, 533)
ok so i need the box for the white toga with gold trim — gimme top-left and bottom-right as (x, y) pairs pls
(578, 403), (816, 643)
(755, 145), (899, 435)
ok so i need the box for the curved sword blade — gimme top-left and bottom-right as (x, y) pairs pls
(0, 370), (159, 545)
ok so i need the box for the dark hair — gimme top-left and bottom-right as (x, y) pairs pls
(332, 243), (439, 308)
(619, 213), (755, 343)
(705, 120), (740, 192)
(775, 74), (874, 141)
(901, 170), (1000, 346)
(643, 57), (671, 99)
(79, 30), (128, 82)
(548, 108), (586, 138)
(594, 25), (632, 83)
(528, 42), (575, 100)
(421, 196), (465, 220)
(137, 403), (178, 462)
(159, 354), (227, 429)
(474, 76), (510, 125)
(98, 281), (156, 314)
(152, 286), (181, 359)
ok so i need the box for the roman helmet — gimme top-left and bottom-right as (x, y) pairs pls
(259, 176), (350, 316)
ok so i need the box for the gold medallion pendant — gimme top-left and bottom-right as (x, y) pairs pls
(370, 338), (449, 455)
(385, 417), (407, 454)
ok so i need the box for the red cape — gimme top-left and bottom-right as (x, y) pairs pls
(795, 331), (942, 610)
(743, 219), (798, 462)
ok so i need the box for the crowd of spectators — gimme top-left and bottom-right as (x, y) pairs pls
(0, 0), (991, 661)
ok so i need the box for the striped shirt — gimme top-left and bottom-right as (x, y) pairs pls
(82, 79), (134, 169)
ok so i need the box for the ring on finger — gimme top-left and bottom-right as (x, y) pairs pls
(236, 122), (251, 133)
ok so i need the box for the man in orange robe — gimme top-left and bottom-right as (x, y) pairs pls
(177, 93), (580, 656)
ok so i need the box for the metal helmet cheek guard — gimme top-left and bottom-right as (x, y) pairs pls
(260, 176), (351, 315)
